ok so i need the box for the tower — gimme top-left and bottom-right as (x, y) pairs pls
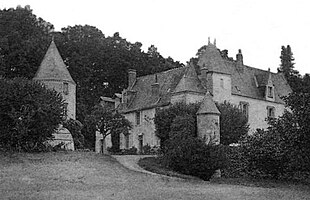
(33, 40), (76, 120)
(196, 92), (220, 145)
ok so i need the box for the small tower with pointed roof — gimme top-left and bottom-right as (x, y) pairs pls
(33, 40), (76, 120)
(196, 92), (220, 145)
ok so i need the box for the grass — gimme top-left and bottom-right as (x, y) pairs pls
(138, 156), (310, 189)
(138, 157), (201, 181)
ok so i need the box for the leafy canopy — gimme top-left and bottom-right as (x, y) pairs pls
(0, 77), (64, 152)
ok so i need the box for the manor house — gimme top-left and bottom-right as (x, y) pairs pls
(97, 40), (292, 153)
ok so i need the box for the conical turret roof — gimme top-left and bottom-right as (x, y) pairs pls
(33, 40), (75, 84)
(197, 92), (220, 115)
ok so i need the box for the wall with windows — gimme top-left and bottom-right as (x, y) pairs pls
(229, 95), (285, 132)
(120, 108), (160, 150)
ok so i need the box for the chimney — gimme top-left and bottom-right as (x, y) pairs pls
(151, 74), (160, 96)
(128, 69), (136, 88)
(236, 49), (243, 65)
(236, 49), (244, 73)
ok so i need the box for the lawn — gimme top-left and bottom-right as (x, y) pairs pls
(1, 151), (310, 200)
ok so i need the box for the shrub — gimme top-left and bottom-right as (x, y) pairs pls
(162, 137), (227, 180)
(154, 102), (200, 150)
(216, 101), (249, 145)
(0, 78), (64, 152)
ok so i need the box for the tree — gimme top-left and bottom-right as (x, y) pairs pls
(216, 101), (249, 145)
(0, 5), (53, 79)
(239, 92), (310, 180)
(0, 78), (64, 152)
(154, 102), (200, 150)
(277, 45), (302, 92)
(84, 105), (131, 152)
(63, 119), (84, 149)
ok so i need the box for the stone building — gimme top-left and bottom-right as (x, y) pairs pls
(33, 40), (76, 150)
(97, 40), (292, 153)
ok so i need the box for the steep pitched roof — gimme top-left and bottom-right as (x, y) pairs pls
(120, 67), (188, 112)
(197, 92), (220, 115)
(33, 41), (75, 84)
(225, 61), (291, 103)
(173, 63), (206, 94)
(197, 43), (230, 75)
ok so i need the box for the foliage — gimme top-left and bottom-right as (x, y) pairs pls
(0, 78), (64, 152)
(155, 101), (248, 148)
(0, 5), (53, 79)
(155, 102), (227, 180)
(154, 102), (200, 150)
(84, 104), (132, 151)
(63, 119), (84, 149)
(162, 137), (227, 180)
(226, 92), (310, 181)
(216, 101), (249, 145)
(278, 45), (298, 80)
(109, 146), (138, 155)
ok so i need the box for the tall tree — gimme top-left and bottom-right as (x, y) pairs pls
(278, 45), (297, 78)
(0, 5), (53, 78)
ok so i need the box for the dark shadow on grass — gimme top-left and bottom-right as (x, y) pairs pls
(138, 157), (201, 181)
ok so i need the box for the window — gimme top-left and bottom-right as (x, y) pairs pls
(63, 103), (68, 117)
(220, 78), (224, 88)
(267, 86), (273, 98)
(135, 111), (141, 125)
(240, 102), (249, 119)
(125, 134), (129, 149)
(63, 82), (69, 95)
(267, 106), (275, 118)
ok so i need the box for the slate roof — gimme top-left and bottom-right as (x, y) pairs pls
(197, 43), (231, 75)
(120, 66), (189, 113)
(119, 44), (292, 112)
(197, 92), (220, 115)
(33, 41), (75, 84)
(226, 60), (291, 103)
(173, 63), (206, 94)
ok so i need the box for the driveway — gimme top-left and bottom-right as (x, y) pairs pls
(1, 152), (310, 200)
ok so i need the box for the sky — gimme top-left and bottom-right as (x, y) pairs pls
(1, 0), (310, 75)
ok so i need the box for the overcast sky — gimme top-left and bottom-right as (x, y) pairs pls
(2, 0), (310, 75)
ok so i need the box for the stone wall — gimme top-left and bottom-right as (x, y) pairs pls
(121, 108), (160, 150)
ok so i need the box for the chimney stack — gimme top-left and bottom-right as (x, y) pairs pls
(128, 69), (136, 88)
(236, 49), (243, 65)
(151, 74), (160, 96)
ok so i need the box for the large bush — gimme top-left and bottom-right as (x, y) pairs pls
(163, 136), (227, 180)
(155, 102), (227, 180)
(154, 102), (200, 149)
(0, 78), (64, 152)
(216, 101), (249, 145)
(224, 92), (310, 181)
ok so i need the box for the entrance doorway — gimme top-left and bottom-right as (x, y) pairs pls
(138, 134), (143, 154)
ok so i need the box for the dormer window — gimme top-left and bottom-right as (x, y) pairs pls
(63, 82), (69, 95)
(267, 86), (273, 98)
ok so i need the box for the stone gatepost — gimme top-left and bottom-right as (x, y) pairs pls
(196, 92), (221, 177)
